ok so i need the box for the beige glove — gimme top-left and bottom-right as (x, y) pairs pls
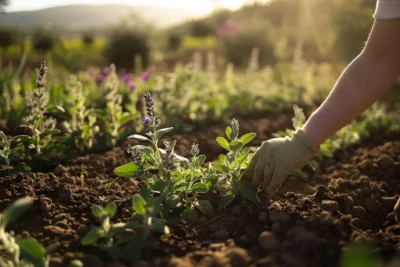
(244, 128), (319, 196)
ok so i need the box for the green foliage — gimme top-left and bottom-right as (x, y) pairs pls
(82, 200), (169, 262)
(18, 62), (65, 163)
(0, 197), (56, 267)
(0, 130), (22, 167)
(95, 64), (133, 148)
(81, 33), (94, 46)
(0, 28), (16, 51)
(31, 29), (56, 53)
(104, 17), (151, 71)
(212, 119), (258, 208)
(62, 76), (99, 153)
(339, 244), (380, 267)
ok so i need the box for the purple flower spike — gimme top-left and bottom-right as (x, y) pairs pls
(140, 71), (150, 82)
(102, 67), (111, 75)
(96, 74), (105, 85)
(123, 73), (133, 83)
(142, 117), (151, 125)
(127, 80), (136, 91)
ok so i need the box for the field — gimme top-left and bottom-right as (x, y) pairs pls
(0, 54), (400, 267)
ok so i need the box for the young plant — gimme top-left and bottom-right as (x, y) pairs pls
(96, 64), (132, 148)
(115, 92), (212, 222)
(82, 199), (169, 262)
(0, 197), (57, 267)
(0, 131), (24, 171)
(211, 118), (258, 209)
(18, 62), (65, 160)
(63, 79), (99, 152)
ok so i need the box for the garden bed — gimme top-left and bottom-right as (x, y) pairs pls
(1, 115), (399, 267)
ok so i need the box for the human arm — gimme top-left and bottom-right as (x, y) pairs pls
(304, 18), (400, 146)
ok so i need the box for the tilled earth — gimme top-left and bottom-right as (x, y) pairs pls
(1, 116), (400, 267)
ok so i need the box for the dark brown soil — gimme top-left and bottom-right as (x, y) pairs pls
(1, 116), (399, 267)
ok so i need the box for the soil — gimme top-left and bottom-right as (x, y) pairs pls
(1, 115), (400, 267)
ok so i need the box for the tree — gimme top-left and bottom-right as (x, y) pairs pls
(0, 0), (8, 12)
(32, 29), (55, 53)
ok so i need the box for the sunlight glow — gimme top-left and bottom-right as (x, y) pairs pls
(6, 0), (263, 13)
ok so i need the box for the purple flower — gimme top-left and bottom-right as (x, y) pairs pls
(142, 117), (151, 125)
(140, 71), (151, 82)
(96, 74), (106, 85)
(88, 68), (95, 77)
(102, 67), (111, 75)
(122, 73), (133, 83)
(127, 80), (136, 91)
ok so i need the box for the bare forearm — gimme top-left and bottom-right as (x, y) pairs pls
(304, 53), (399, 146)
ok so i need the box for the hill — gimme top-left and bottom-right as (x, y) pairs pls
(0, 4), (206, 31)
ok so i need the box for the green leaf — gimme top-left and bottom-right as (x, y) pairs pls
(181, 207), (198, 222)
(196, 155), (206, 166)
(0, 131), (7, 144)
(81, 229), (106, 245)
(216, 137), (230, 150)
(229, 140), (244, 153)
(166, 195), (180, 209)
(109, 222), (129, 236)
(91, 205), (104, 218)
(147, 196), (162, 216)
(105, 202), (117, 218)
(239, 133), (257, 146)
(155, 127), (173, 140)
(2, 197), (33, 227)
(211, 162), (230, 174)
(206, 174), (218, 187)
(68, 260), (84, 267)
(132, 194), (146, 216)
(139, 184), (152, 201)
(46, 105), (65, 113)
(17, 238), (46, 260)
(225, 126), (232, 140)
(128, 134), (150, 141)
(15, 135), (33, 143)
(39, 129), (61, 139)
(340, 244), (380, 267)
(192, 183), (209, 193)
(151, 180), (165, 193)
(240, 181), (258, 206)
(150, 218), (170, 234)
(219, 195), (235, 209)
(114, 162), (140, 178)
(194, 200), (214, 214)
(117, 113), (133, 125)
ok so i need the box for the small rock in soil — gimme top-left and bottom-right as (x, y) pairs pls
(259, 231), (279, 252)
(67, 259), (83, 267)
(54, 164), (68, 175)
(259, 212), (268, 223)
(77, 225), (88, 236)
(271, 222), (280, 234)
(377, 156), (395, 169)
(340, 194), (354, 213)
(363, 196), (381, 214)
(351, 206), (366, 219)
(50, 257), (63, 265)
(380, 196), (398, 208)
(214, 229), (228, 240)
(394, 198), (400, 223)
(209, 243), (226, 252)
(269, 211), (290, 223)
(81, 254), (103, 267)
(387, 212), (397, 223)
(321, 200), (339, 212)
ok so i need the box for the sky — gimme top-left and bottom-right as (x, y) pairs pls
(6, 0), (257, 14)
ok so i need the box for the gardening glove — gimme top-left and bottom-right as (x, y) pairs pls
(243, 128), (319, 196)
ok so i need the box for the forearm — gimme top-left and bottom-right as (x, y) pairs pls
(304, 52), (400, 147)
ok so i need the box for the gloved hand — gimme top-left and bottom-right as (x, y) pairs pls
(243, 128), (319, 196)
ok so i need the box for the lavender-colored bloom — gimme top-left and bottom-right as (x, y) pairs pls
(123, 73), (134, 83)
(140, 71), (151, 82)
(142, 117), (151, 125)
(143, 92), (160, 126)
(88, 68), (95, 77)
(102, 67), (111, 75)
(127, 80), (136, 91)
(96, 74), (106, 85)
